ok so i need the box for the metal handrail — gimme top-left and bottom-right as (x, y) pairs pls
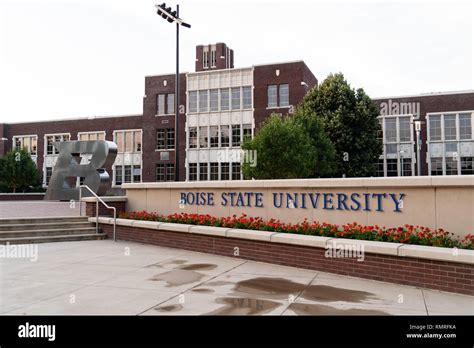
(78, 185), (116, 242)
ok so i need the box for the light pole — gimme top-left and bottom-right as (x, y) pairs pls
(155, 3), (191, 181)
(414, 120), (423, 176)
(399, 149), (406, 176)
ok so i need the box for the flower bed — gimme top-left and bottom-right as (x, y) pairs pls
(118, 211), (474, 250)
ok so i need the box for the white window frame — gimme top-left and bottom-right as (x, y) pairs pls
(427, 111), (474, 175)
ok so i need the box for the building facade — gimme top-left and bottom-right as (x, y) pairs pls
(373, 91), (474, 176)
(0, 42), (473, 192)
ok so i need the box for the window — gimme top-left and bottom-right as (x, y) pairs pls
(221, 163), (230, 180)
(115, 166), (123, 185)
(156, 129), (165, 150)
(231, 162), (241, 180)
(78, 132), (105, 141)
(385, 118), (397, 142)
(220, 89), (230, 111)
(156, 128), (175, 150)
(430, 158), (443, 176)
(203, 49), (209, 69)
(400, 158), (412, 176)
(167, 94), (174, 115)
(399, 117), (411, 142)
(188, 91), (198, 113)
(386, 159), (398, 177)
(199, 163), (208, 181)
(157, 94), (165, 115)
(133, 165), (141, 182)
(376, 159), (384, 177)
(45, 167), (53, 185)
(377, 119), (383, 142)
(243, 124), (252, 142)
(189, 163), (197, 181)
(461, 157), (473, 175)
(166, 164), (174, 181)
(242, 86), (252, 109)
(386, 144), (397, 154)
(232, 125), (241, 147)
(445, 157), (457, 175)
(45, 134), (69, 155)
(13, 136), (38, 155)
(279, 84), (289, 107)
(220, 125), (229, 147)
(189, 127), (197, 149)
(156, 164), (175, 182)
(444, 114), (456, 140)
(267, 85), (278, 107)
(231, 87), (241, 110)
(210, 126), (219, 148)
(124, 165), (132, 183)
(156, 164), (165, 182)
(210, 89), (219, 111)
(115, 130), (141, 153)
(167, 129), (175, 150)
(429, 115), (441, 141)
(210, 163), (219, 180)
(199, 90), (209, 112)
(199, 126), (208, 148)
(459, 113), (471, 140)
(445, 142), (457, 154)
(211, 49), (216, 68)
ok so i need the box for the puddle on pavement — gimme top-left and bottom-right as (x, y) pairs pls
(179, 263), (217, 271)
(191, 288), (215, 293)
(233, 277), (306, 298)
(148, 263), (217, 287)
(231, 277), (378, 303)
(146, 259), (187, 268)
(149, 269), (205, 287)
(207, 297), (282, 315)
(288, 303), (387, 315)
(154, 304), (183, 312)
(301, 285), (375, 303)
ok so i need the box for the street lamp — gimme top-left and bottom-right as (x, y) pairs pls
(155, 3), (191, 181)
(399, 149), (406, 177)
(414, 120), (424, 176)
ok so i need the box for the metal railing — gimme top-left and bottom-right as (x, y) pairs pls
(78, 185), (116, 242)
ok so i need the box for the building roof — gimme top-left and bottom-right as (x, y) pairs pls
(372, 90), (474, 100)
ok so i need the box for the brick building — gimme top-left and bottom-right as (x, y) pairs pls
(0, 43), (473, 190)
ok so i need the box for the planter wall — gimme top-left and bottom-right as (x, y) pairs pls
(95, 217), (474, 296)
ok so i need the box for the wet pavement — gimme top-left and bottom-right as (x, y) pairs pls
(0, 240), (472, 315)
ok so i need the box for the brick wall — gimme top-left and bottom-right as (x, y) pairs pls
(85, 201), (126, 217)
(100, 224), (473, 296)
(253, 62), (317, 130)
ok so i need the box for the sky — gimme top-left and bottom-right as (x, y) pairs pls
(0, 0), (472, 123)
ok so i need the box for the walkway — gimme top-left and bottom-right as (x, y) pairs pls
(1, 240), (472, 315)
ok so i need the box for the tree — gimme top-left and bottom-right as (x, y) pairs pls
(292, 106), (336, 177)
(299, 73), (382, 177)
(241, 114), (316, 179)
(0, 149), (39, 193)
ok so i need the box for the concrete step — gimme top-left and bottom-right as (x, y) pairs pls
(0, 227), (97, 239)
(0, 221), (95, 231)
(0, 233), (107, 245)
(0, 216), (89, 225)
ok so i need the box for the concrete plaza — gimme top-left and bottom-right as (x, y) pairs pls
(0, 239), (472, 315)
(0, 201), (83, 219)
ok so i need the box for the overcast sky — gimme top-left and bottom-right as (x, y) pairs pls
(0, 0), (472, 123)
